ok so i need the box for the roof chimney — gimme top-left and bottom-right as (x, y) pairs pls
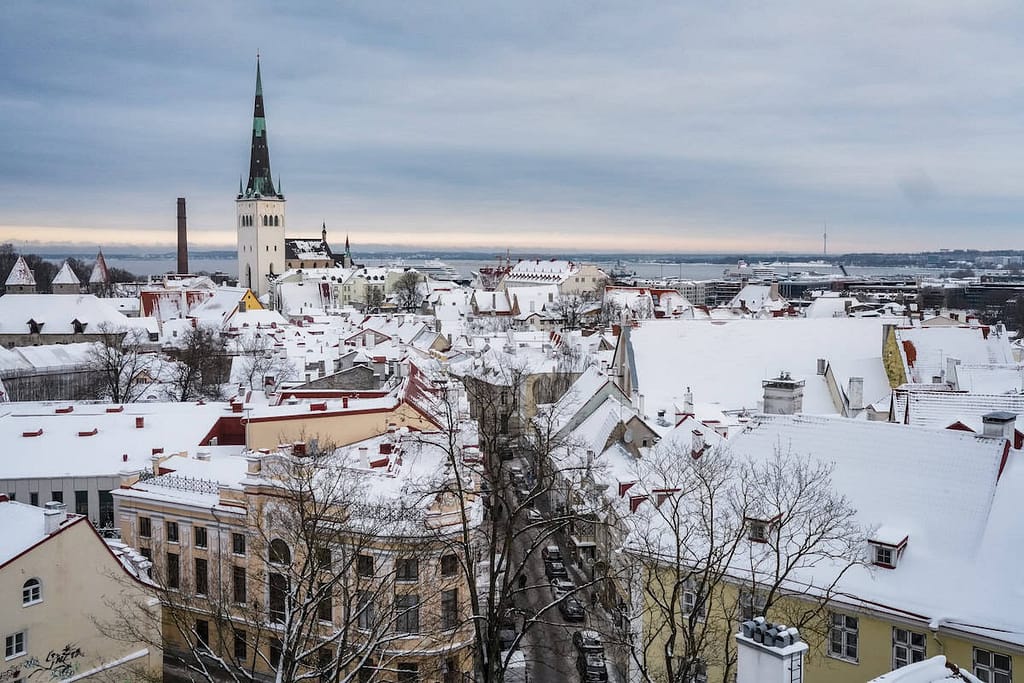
(44, 501), (67, 534)
(176, 197), (189, 274)
(762, 372), (805, 415)
(736, 618), (808, 683)
(847, 376), (864, 412)
(982, 411), (1016, 443)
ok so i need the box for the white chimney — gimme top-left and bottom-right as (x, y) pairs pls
(682, 387), (694, 414)
(44, 501), (67, 534)
(982, 412), (1016, 444)
(946, 356), (960, 390)
(736, 618), (808, 683)
(816, 358), (827, 376)
(847, 377), (864, 412)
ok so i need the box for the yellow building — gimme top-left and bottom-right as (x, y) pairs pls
(0, 496), (162, 681)
(604, 414), (1024, 683)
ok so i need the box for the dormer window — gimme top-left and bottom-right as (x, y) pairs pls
(27, 319), (43, 334)
(869, 527), (908, 569)
(745, 514), (780, 543)
(72, 319), (87, 334)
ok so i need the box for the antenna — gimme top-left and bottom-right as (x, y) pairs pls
(823, 221), (828, 257)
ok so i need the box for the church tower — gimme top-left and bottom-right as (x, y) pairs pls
(236, 57), (285, 297)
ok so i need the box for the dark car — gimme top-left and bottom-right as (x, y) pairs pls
(542, 545), (562, 562)
(559, 595), (586, 621)
(576, 652), (608, 682)
(498, 610), (518, 651)
(544, 560), (568, 580)
(573, 629), (605, 656)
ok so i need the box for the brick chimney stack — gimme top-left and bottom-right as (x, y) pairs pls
(177, 197), (189, 274)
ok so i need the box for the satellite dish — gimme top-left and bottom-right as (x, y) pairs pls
(623, 429), (634, 444)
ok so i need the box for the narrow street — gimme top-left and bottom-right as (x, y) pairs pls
(501, 455), (624, 683)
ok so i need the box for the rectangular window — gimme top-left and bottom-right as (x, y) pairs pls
(75, 489), (89, 516)
(140, 546), (152, 561)
(395, 594), (420, 634)
(29, 492), (38, 507)
(233, 630), (247, 660)
(681, 581), (705, 620)
(139, 516), (152, 538)
(232, 532), (246, 555)
(166, 521), (179, 543)
(52, 491), (63, 504)
(357, 591), (376, 631)
(195, 558), (208, 596)
(316, 547), (332, 568)
(975, 647), (1013, 683)
(441, 588), (459, 631)
(739, 589), (767, 622)
(444, 658), (459, 683)
(195, 619), (209, 647)
(98, 490), (114, 527)
(828, 613), (859, 663)
(233, 566), (247, 604)
(398, 662), (418, 683)
(166, 552), (180, 589)
(318, 648), (334, 683)
(892, 627), (926, 669)
(874, 545), (894, 567)
(269, 572), (288, 623)
(748, 520), (767, 542)
(440, 554), (459, 577)
(396, 558), (419, 582)
(5, 631), (26, 659)
(269, 638), (282, 668)
(357, 554), (374, 577)
(194, 526), (208, 549)
(318, 589), (333, 623)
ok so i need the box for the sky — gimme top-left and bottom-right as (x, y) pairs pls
(1, 1), (1023, 254)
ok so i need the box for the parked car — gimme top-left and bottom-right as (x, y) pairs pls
(550, 578), (575, 599)
(542, 545), (562, 562)
(526, 508), (543, 522)
(559, 595), (586, 621)
(544, 560), (568, 580)
(573, 630), (605, 656)
(498, 610), (519, 651)
(576, 652), (608, 682)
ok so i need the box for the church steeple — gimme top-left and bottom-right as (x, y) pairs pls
(245, 56), (279, 198)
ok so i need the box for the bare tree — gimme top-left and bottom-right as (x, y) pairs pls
(392, 271), (424, 312)
(621, 442), (865, 683)
(85, 323), (151, 403)
(235, 333), (297, 390)
(164, 326), (231, 401)
(418, 355), (609, 683)
(365, 286), (385, 313)
(103, 441), (452, 683)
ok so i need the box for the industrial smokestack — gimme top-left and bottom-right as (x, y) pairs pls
(176, 197), (189, 274)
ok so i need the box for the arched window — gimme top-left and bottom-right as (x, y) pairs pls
(263, 215), (268, 227)
(22, 578), (41, 605)
(275, 216), (280, 226)
(269, 539), (291, 565)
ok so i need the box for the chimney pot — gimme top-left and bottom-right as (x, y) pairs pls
(135, 416), (145, 429)
(122, 453), (128, 462)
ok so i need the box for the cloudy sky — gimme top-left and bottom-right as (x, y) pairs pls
(2, 1), (1023, 254)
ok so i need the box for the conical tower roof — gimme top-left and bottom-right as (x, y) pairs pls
(90, 249), (110, 284)
(5, 255), (35, 287)
(52, 260), (81, 286)
(243, 57), (280, 199)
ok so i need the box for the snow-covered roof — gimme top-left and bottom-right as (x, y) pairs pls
(896, 325), (1014, 385)
(630, 318), (896, 419)
(868, 656), (981, 682)
(5, 255), (35, 286)
(0, 402), (230, 480)
(51, 260), (81, 286)
(0, 498), (80, 566)
(89, 251), (109, 284)
(0, 342), (97, 374)
(900, 390), (1024, 433)
(0, 294), (149, 335)
(189, 286), (252, 325)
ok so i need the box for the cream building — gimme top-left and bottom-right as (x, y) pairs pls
(0, 497), (161, 682)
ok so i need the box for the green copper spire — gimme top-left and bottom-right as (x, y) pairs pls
(244, 55), (279, 198)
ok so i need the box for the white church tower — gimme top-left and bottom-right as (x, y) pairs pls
(237, 57), (285, 298)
